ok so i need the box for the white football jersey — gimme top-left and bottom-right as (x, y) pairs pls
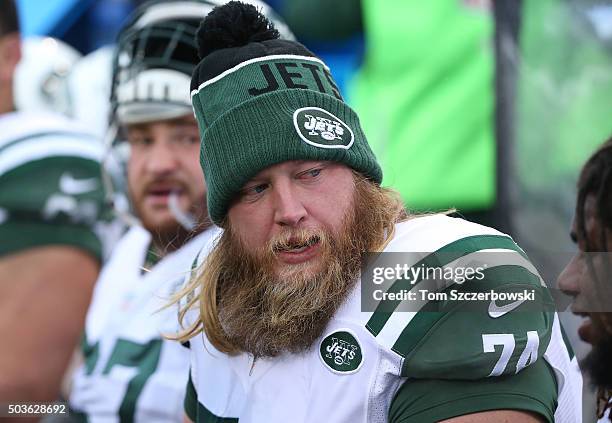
(0, 110), (121, 260)
(184, 215), (582, 423)
(70, 225), (220, 423)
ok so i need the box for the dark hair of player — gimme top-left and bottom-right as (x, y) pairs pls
(0, 0), (20, 37)
(576, 136), (612, 252)
(576, 135), (612, 420)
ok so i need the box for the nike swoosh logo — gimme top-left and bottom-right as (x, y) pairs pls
(59, 172), (99, 194)
(488, 299), (526, 318)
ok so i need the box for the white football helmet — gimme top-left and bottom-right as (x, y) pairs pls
(67, 45), (114, 138)
(106, 0), (294, 228)
(14, 36), (81, 115)
(110, 0), (293, 127)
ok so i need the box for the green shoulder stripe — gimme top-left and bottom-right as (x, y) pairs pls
(390, 264), (551, 361)
(366, 235), (527, 336)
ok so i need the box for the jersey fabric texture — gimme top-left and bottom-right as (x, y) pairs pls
(184, 215), (581, 422)
(0, 111), (116, 260)
(70, 225), (220, 423)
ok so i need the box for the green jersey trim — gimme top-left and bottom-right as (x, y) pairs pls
(185, 374), (198, 422)
(185, 373), (240, 423)
(366, 235), (528, 336)
(0, 220), (102, 260)
(81, 335), (100, 375)
(195, 405), (240, 423)
(388, 359), (557, 423)
(142, 243), (162, 273)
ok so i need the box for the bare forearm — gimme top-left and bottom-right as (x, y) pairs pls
(0, 246), (98, 400)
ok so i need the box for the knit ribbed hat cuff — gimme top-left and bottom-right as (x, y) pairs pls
(200, 88), (383, 224)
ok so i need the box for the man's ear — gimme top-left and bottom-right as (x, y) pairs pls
(0, 33), (21, 82)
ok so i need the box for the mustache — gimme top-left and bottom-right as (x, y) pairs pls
(141, 178), (188, 193)
(269, 228), (325, 254)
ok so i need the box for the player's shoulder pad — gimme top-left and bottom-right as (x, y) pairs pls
(0, 111), (103, 177)
(364, 214), (554, 380)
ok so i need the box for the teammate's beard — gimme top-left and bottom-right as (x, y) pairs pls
(211, 178), (402, 357)
(583, 334), (612, 391)
(581, 331), (612, 419)
(138, 192), (210, 254)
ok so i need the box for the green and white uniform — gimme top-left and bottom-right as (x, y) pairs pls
(184, 215), (581, 422)
(0, 111), (117, 260)
(70, 225), (220, 423)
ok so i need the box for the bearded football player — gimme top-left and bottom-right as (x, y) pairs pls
(68, 1), (291, 421)
(175, 2), (583, 422)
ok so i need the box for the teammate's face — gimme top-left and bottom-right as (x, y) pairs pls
(227, 160), (355, 278)
(0, 32), (21, 114)
(126, 115), (206, 236)
(558, 195), (612, 345)
(558, 194), (612, 393)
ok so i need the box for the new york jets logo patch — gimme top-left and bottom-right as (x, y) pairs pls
(293, 107), (354, 149)
(319, 329), (363, 374)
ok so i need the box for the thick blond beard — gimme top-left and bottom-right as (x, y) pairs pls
(174, 174), (406, 356)
(217, 215), (359, 357)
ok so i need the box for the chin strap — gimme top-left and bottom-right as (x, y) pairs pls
(169, 190), (197, 231)
(101, 121), (141, 228)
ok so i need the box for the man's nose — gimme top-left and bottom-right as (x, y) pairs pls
(146, 141), (179, 175)
(272, 180), (307, 228)
(557, 254), (582, 297)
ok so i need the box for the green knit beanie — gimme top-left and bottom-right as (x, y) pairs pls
(191, 1), (382, 225)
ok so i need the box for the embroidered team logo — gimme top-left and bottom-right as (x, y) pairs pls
(319, 329), (363, 374)
(293, 107), (354, 150)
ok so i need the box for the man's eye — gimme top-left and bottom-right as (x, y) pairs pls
(241, 183), (268, 200)
(251, 184), (268, 194)
(174, 135), (200, 146)
(128, 136), (151, 147)
(300, 168), (322, 179)
(570, 231), (578, 244)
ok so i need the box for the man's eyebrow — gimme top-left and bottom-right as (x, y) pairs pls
(173, 122), (198, 128)
(125, 124), (147, 133)
(243, 176), (267, 187)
